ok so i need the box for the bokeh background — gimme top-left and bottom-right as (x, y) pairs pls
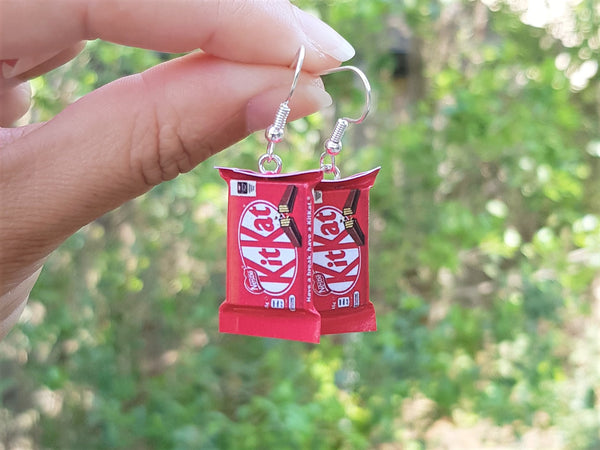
(2, 0), (599, 448)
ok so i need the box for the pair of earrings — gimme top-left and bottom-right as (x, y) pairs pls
(217, 46), (379, 343)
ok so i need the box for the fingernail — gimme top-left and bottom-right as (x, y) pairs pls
(0, 82), (33, 127)
(3, 59), (29, 79)
(2, 50), (61, 79)
(1, 59), (18, 67)
(246, 85), (332, 133)
(2, 61), (17, 78)
(293, 7), (355, 62)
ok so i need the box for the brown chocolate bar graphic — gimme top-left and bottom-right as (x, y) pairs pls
(343, 189), (361, 216)
(279, 185), (298, 214)
(280, 217), (302, 247)
(344, 217), (365, 246)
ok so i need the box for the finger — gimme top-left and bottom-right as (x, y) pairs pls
(0, 42), (85, 123)
(1, 0), (354, 72)
(0, 53), (332, 293)
(0, 267), (42, 340)
(1, 42), (86, 81)
(0, 82), (31, 126)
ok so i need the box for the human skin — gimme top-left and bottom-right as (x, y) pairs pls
(0, 0), (355, 338)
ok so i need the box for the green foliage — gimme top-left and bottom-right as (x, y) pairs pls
(2, 1), (600, 448)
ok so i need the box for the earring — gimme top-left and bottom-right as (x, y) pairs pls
(218, 46), (323, 343)
(312, 65), (380, 335)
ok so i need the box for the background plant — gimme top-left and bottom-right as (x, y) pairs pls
(1, 0), (599, 448)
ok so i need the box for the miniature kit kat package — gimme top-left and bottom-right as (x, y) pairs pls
(312, 168), (379, 335)
(218, 167), (323, 343)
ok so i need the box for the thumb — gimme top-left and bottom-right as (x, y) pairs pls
(0, 53), (331, 293)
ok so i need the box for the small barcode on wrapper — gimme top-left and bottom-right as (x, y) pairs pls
(231, 180), (256, 197)
(313, 190), (323, 204)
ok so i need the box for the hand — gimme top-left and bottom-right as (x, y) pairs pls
(0, 0), (355, 338)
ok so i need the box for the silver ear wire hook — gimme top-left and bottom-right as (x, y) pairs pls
(320, 65), (371, 124)
(258, 46), (306, 174)
(285, 45), (305, 103)
(318, 65), (372, 179)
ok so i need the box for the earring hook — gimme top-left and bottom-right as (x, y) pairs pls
(319, 65), (372, 124)
(285, 45), (306, 102)
(259, 45), (306, 174)
(318, 65), (372, 179)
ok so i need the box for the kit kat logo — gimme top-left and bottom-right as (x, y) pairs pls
(239, 200), (298, 295)
(313, 206), (361, 295)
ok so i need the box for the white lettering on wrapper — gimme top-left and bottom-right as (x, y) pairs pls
(313, 206), (361, 295)
(239, 200), (298, 295)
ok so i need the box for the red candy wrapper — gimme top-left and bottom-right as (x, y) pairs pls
(312, 167), (380, 335)
(218, 167), (323, 343)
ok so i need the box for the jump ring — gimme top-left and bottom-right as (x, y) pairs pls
(319, 152), (328, 168)
(331, 165), (341, 180)
(258, 153), (283, 174)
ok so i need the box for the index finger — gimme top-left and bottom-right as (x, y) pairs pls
(0, 0), (355, 72)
